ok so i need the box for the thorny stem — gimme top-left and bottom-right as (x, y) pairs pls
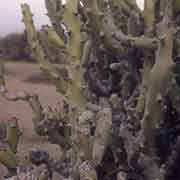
(142, 0), (175, 155)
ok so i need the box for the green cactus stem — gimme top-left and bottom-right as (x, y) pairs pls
(174, 0), (180, 14)
(42, 25), (66, 50)
(45, 0), (82, 60)
(110, 0), (135, 16)
(22, 3), (86, 110)
(81, 0), (123, 55)
(136, 51), (155, 116)
(112, 0), (142, 17)
(136, 0), (155, 116)
(44, 0), (65, 37)
(113, 32), (157, 50)
(7, 117), (22, 154)
(92, 105), (112, 165)
(0, 117), (20, 175)
(81, 40), (92, 67)
(144, 0), (155, 33)
(0, 148), (17, 174)
(76, 111), (93, 160)
(71, 110), (94, 180)
(0, 60), (5, 89)
(38, 30), (59, 63)
(167, 79), (180, 115)
(28, 95), (44, 132)
(21, 4), (68, 95)
(63, 0), (81, 60)
(142, 0), (174, 154)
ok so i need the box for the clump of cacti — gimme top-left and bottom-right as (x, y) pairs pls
(2, 0), (180, 179)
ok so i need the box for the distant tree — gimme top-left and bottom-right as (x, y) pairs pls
(0, 32), (30, 60)
(0, 31), (65, 63)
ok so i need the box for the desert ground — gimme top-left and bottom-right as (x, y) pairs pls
(0, 61), (64, 178)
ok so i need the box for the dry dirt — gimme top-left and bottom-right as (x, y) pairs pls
(0, 61), (64, 178)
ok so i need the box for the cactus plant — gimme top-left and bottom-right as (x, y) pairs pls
(2, 0), (180, 179)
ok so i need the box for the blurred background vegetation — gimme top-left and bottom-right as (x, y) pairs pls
(0, 32), (65, 63)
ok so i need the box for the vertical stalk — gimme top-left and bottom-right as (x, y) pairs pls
(142, 0), (174, 154)
(136, 0), (155, 116)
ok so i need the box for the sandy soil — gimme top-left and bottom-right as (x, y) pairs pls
(0, 61), (64, 177)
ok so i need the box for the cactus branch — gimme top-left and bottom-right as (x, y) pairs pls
(136, 0), (156, 116)
(113, 32), (158, 50)
(142, 0), (174, 154)
(7, 117), (22, 154)
(92, 104), (112, 165)
(63, 0), (82, 59)
(81, 40), (92, 67)
(44, 0), (65, 38)
(82, 0), (123, 55)
(0, 147), (17, 174)
(42, 25), (66, 50)
(111, 0), (141, 16)
(45, 0), (82, 59)
(21, 4), (68, 95)
(144, 0), (155, 33)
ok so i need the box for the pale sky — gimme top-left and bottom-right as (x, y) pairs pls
(0, 0), (50, 36)
(0, 0), (144, 37)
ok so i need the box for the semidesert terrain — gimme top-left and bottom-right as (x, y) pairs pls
(0, 61), (63, 177)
